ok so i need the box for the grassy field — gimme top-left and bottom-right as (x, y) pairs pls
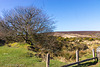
(0, 42), (100, 67)
(0, 46), (66, 67)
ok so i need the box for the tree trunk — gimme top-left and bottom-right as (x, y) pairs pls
(25, 32), (28, 43)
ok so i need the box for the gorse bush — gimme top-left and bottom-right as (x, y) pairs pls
(62, 43), (88, 51)
(62, 51), (76, 60)
(26, 36), (89, 59)
(83, 37), (95, 41)
(88, 38), (94, 41)
(79, 50), (87, 57)
(5, 34), (98, 61)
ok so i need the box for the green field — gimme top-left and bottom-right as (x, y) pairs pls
(0, 42), (100, 67)
(0, 46), (66, 67)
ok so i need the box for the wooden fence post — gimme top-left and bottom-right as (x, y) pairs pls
(92, 49), (95, 61)
(76, 50), (79, 65)
(46, 53), (50, 67)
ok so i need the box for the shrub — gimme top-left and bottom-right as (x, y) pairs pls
(83, 37), (89, 40)
(63, 51), (76, 60)
(69, 38), (76, 42)
(88, 38), (94, 41)
(70, 52), (76, 60)
(26, 52), (34, 57)
(83, 37), (94, 41)
(79, 50), (87, 57)
(63, 52), (71, 60)
(57, 36), (65, 42)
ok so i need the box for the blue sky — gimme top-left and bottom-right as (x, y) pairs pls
(0, 0), (100, 31)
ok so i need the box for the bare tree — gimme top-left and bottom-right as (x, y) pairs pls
(0, 6), (55, 44)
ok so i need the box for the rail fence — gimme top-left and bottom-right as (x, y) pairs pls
(46, 49), (98, 67)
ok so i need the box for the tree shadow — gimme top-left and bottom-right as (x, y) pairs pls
(0, 39), (5, 46)
(73, 60), (98, 67)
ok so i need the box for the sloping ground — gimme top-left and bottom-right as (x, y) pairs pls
(89, 62), (100, 67)
(0, 46), (66, 67)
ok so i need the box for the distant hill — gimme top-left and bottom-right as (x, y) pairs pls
(54, 31), (100, 35)
(53, 31), (100, 38)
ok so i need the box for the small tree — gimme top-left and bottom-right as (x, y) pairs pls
(0, 6), (55, 44)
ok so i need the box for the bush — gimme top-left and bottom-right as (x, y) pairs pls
(69, 38), (76, 42)
(57, 36), (65, 42)
(80, 51), (87, 57)
(83, 37), (89, 40)
(63, 51), (76, 60)
(26, 52), (34, 57)
(64, 43), (88, 51)
(88, 38), (94, 41)
(63, 52), (71, 60)
(83, 37), (94, 41)
(70, 52), (76, 60)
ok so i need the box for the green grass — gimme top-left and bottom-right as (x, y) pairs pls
(71, 54), (98, 67)
(0, 42), (99, 67)
(0, 46), (66, 67)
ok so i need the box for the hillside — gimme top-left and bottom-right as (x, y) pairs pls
(0, 43), (99, 67)
(54, 31), (100, 35)
(53, 31), (100, 38)
(0, 46), (66, 67)
(1, 31), (100, 67)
